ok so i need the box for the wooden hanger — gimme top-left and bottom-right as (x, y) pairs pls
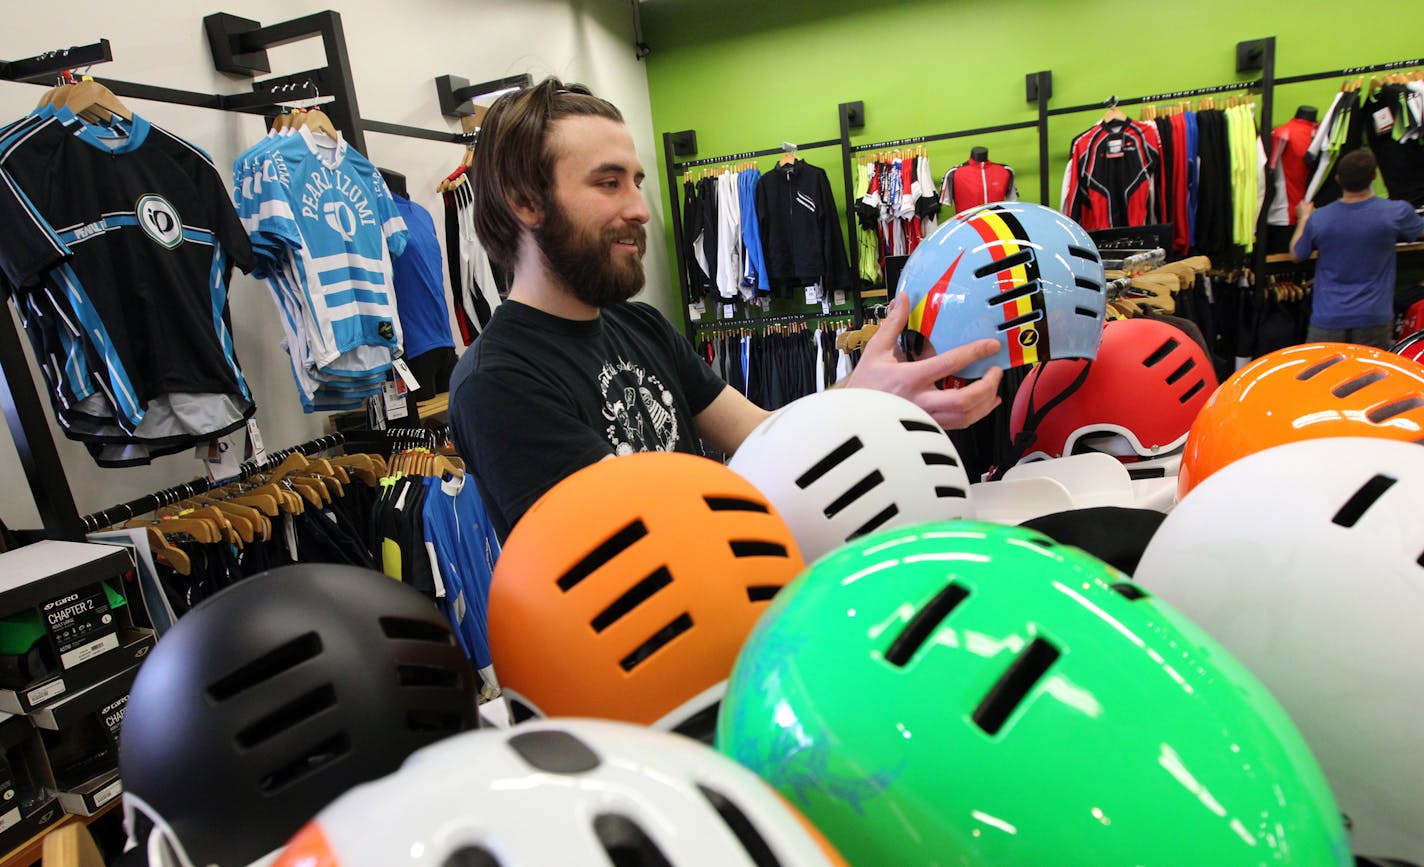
(300, 107), (340, 140)
(196, 493), (269, 541)
(125, 516), (220, 545)
(142, 526), (191, 576)
(62, 76), (132, 123)
(159, 504), (246, 546)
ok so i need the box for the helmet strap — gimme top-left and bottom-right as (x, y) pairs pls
(989, 359), (1093, 481)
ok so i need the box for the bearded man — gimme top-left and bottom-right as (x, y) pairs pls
(451, 79), (1002, 541)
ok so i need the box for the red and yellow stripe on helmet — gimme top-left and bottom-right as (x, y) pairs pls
(967, 207), (1047, 368)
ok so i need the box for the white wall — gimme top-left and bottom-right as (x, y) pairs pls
(0, 0), (668, 530)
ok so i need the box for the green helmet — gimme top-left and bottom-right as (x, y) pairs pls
(716, 521), (1350, 866)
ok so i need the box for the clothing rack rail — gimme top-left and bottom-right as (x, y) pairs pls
(1275, 57), (1424, 87)
(661, 130), (848, 341)
(1044, 79), (1265, 119)
(78, 433), (349, 533)
(691, 311), (854, 331)
(849, 120), (1041, 154)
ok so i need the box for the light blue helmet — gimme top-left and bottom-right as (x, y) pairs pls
(898, 202), (1107, 379)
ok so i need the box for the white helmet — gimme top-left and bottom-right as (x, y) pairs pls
(1135, 437), (1424, 863)
(273, 718), (847, 866)
(727, 389), (973, 562)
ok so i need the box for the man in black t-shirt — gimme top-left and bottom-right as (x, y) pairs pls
(450, 78), (1005, 541)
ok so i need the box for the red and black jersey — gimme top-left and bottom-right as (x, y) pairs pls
(1061, 120), (1162, 230)
(1267, 116), (1319, 226)
(940, 159), (1017, 213)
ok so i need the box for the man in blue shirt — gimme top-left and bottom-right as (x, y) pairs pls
(1292, 150), (1424, 349)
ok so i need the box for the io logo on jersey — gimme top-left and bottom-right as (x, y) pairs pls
(136, 194), (183, 250)
(323, 201), (358, 242)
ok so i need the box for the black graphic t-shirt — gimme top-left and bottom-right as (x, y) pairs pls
(449, 299), (726, 541)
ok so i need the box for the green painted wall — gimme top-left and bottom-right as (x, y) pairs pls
(642, 0), (1423, 325)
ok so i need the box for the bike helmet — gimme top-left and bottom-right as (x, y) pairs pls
(487, 452), (803, 741)
(727, 389), (973, 563)
(119, 564), (478, 867)
(275, 718), (847, 866)
(1009, 317), (1216, 464)
(1177, 343), (1424, 499)
(1392, 329), (1424, 365)
(898, 202), (1107, 379)
(1137, 437), (1424, 863)
(717, 521), (1351, 867)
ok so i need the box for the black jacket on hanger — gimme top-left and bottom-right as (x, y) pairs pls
(755, 160), (853, 294)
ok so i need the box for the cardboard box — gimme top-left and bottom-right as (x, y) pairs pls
(0, 715), (63, 852)
(0, 541), (157, 714)
(33, 665), (138, 816)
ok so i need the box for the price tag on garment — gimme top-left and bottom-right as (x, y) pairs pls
(198, 431), (245, 483)
(721, 304), (735, 319)
(382, 379), (409, 421)
(822, 298), (832, 315)
(688, 300), (706, 321)
(391, 358), (421, 392)
(246, 419), (268, 466)
(804, 287), (820, 305)
(1373, 107), (1395, 134)
(833, 291), (847, 307)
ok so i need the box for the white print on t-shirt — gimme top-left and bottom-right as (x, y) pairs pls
(599, 359), (678, 456)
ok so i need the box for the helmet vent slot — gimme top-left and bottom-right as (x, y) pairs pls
(1332, 372), (1386, 398)
(922, 451), (960, 468)
(397, 665), (460, 689)
(697, 784), (782, 867)
(885, 583), (969, 666)
(206, 632), (322, 702)
(705, 496), (770, 513)
(1296, 355), (1345, 380)
(235, 684), (336, 749)
(973, 638), (1061, 735)
(591, 567), (673, 633)
(594, 814), (674, 867)
(730, 541), (790, 558)
(795, 436), (864, 489)
(824, 470), (885, 519)
(995, 310), (1043, 332)
(1179, 380), (1207, 403)
(508, 729), (602, 774)
(746, 585), (781, 602)
(258, 732), (349, 794)
(974, 250), (1034, 279)
(380, 617), (453, 644)
(1068, 245), (1100, 263)
(1074, 277), (1103, 292)
(406, 710), (466, 735)
(1368, 396), (1424, 423)
(1110, 582), (1149, 601)
(848, 504), (900, 540)
(985, 281), (1041, 307)
(1164, 358), (1196, 385)
(1142, 338), (1180, 368)
(936, 486), (969, 499)
(1332, 474), (1397, 528)
(559, 520), (649, 591)
(441, 845), (502, 867)
(620, 614), (694, 672)
(900, 419), (941, 434)
(1074, 306), (1100, 317)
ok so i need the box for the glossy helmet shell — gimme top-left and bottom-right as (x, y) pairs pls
(898, 202), (1107, 379)
(717, 521), (1350, 866)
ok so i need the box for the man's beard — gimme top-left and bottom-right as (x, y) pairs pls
(535, 198), (647, 308)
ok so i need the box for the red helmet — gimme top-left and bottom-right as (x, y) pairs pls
(1393, 329), (1424, 365)
(1009, 318), (1217, 463)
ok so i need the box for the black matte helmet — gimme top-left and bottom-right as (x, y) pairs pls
(119, 564), (478, 867)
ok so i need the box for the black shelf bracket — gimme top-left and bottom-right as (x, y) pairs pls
(436, 73), (532, 118)
(1236, 38), (1272, 73)
(0, 39), (113, 83)
(840, 100), (865, 131)
(668, 129), (697, 157)
(204, 13), (271, 76)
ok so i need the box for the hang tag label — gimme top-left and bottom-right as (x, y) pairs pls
(382, 380), (409, 421)
(246, 419), (268, 466)
(688, 300), (706, 321)
(1373, 107), (1395, 134)
(392, 358), (421, 392)
(833, 290), (847, 306)
(804, 287), (820, 304)
(721, 304), (735, 319)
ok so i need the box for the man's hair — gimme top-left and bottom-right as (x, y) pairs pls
(469, 77), (624, 267)
(1335, 150), (1377, 193)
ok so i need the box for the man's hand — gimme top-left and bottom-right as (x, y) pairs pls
(845, 292), (1003, 430)
(1296, 201), (1314, 223)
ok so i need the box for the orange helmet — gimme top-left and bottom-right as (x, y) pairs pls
(488, 452), (804, 740)
(1178, 342), (1424, 499)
